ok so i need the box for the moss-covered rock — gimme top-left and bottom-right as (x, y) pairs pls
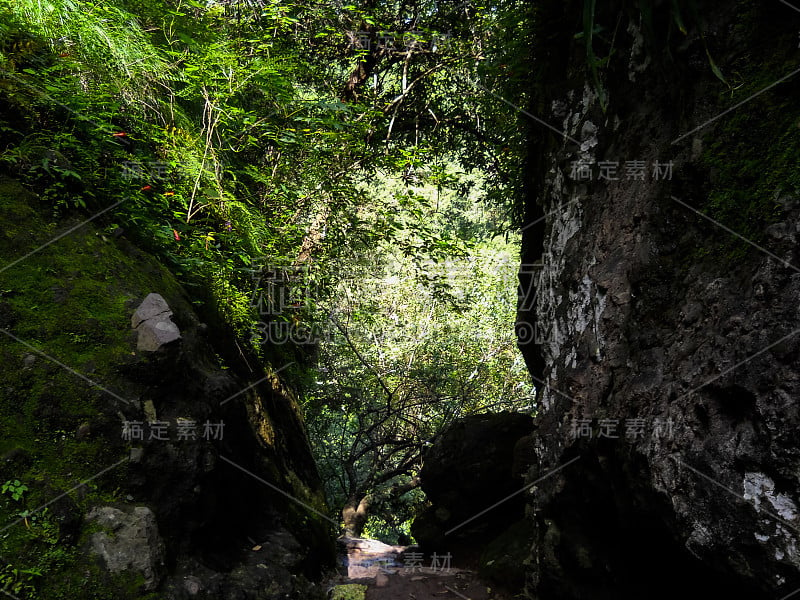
(0, 176), (335, 598)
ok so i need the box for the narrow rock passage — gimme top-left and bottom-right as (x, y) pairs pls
(327, 537), (515, 600)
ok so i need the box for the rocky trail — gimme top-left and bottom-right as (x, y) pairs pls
(327, 537), (515, 600)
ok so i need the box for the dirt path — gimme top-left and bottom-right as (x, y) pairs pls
(328, 537), (515, 600)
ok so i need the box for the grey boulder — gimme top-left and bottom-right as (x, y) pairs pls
(131, 293), (181, 351)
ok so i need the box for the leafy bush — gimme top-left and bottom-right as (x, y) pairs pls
(1, 479), (28, 502)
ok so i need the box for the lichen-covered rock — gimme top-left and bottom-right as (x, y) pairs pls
(86, 505), (165, 591)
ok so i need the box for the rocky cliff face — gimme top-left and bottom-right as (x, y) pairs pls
(515, 2), (800, 598)
(0, 176), (334, 598)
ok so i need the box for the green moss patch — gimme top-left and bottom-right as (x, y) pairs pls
(330, 583), (368, 600)
(695, 32), (800, 265)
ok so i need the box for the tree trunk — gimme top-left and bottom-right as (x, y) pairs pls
(341, 476), (421, 537)
(342, 494), (372, 537)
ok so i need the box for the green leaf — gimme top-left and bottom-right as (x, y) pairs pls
(705, 46), (729, 88)
(671, 0), (688, 35)
(583, 0), (607, 112)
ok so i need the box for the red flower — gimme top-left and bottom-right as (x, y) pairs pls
(172, 229), (181, 241)
(112, 132), (127, 137)
(140, 185), (152, 191)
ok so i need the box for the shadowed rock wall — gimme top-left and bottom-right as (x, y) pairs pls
(515, 2), (800, 598)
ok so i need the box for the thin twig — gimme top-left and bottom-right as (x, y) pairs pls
(443, 585), (471, 600)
